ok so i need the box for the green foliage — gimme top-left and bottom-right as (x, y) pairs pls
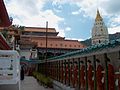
(32, 72), (53, 88)
(12, 24), (25, 31)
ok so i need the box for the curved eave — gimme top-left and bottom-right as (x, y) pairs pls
(47, 39), (120, 62)
(0, 0), (12, 27)
(0, 33), (11, 50)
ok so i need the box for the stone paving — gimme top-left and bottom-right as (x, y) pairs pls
(21, 76), (53, 90)
(0, 76), (53, 90)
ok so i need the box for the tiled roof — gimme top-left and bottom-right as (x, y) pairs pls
(24, 27), (57, 33)
(48, 39), (120, 61)
(20, 35), (85, 49)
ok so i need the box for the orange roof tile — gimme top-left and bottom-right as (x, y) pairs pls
(24, 27), (57, 33)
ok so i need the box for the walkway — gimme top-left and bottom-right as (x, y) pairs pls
(0, 76), (53, 90)
(21, 76), (53, 90)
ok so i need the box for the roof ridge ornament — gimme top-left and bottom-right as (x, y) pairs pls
(95, 9), (103, 21)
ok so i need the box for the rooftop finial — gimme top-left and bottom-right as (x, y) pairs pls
(95, 9), (103, 21)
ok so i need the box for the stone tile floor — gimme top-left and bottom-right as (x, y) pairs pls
(21, 76), (53, 90)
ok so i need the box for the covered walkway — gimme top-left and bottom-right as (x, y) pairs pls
(0, 76), (53, 90)
(21, 76), (53, 90)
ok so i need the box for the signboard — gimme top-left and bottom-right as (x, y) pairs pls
(0, 50), (20, 85)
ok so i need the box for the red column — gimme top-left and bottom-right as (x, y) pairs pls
(96, 65), (104, 90)
(80, 65), (85, 89)
(66, 64), (69, 84)
(108, 64), (115, 90)
(88, 64), (94, 90)
(61, 63), (64, 83)
(73, 63), (78, 87)
(118, 76), (120, 90)
(70, 63), (73, 87)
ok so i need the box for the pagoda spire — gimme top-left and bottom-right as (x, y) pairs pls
(95, 9), (103, 21)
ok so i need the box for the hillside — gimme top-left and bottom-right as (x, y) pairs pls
(81, 32), (120, 46)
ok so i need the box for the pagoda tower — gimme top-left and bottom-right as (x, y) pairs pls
(91, 10), (109, 45)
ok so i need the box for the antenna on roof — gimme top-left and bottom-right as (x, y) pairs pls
(45, 21), (48, 61)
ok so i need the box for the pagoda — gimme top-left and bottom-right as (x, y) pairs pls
(91, 10), (109, 45)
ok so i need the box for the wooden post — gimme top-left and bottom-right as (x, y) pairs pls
(72, 58), (75, 88)
(93, 55), (97, 90)
(78, 58), (81, 89)
(62, 60), (63, 83)
(58, 60), (60, 82)
(104, 53), (109, 90)
(68, 59), (70, 86)
(64, 60), (66, 85)
(85, 57), (88, 90)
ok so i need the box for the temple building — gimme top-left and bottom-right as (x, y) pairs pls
(91, 10), (109, 45)
(19, 27), (85, 60)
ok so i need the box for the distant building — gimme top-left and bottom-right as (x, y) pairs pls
(91, 10), (109, 45)
(20, 27), (85, 60)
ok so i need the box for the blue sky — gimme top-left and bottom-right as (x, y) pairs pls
(4, 0), (120, 41)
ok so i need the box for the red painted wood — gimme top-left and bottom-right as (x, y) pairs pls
(0, 0), (12, 27)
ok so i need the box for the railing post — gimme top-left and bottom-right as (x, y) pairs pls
(85, 57), (88, 90)
(104, 53), (109, 90)
(78, 58), (81, 89)
(72, 58), (75, 88)
(68, 59), (70, 86)
(64, 60), (66, 85)
(56, 61), (58, 80)
(62, 60), (64, 83)
(93, 55), (97, 90)
(58, 60), (60, 82)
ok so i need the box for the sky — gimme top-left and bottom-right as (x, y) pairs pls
(4, 0), (120, 41)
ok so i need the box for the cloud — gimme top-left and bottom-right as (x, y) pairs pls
(65, 27), (71, 31)
(101, 0), (120, 14)
(72, 10), (81, 15)
(53, 4), (62, 13)
(53, 0), (120, 35)
(5, 0), (65, 37)
(108, 26), (120, 34)
(108, 16), (120, 27)
(66, 38), (84, 41)
(5, 0), (120, 39)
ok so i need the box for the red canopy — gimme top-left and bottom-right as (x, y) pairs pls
(0, 0), (12, 27)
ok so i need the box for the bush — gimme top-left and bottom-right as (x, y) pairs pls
(32, 71), (53, 88)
